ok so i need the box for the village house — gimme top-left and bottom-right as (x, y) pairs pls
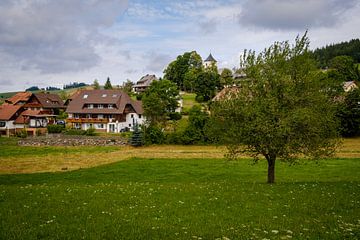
(133, 74), (157, 93)
(0, 92), (65, 136)
(66, 89), (144, 132)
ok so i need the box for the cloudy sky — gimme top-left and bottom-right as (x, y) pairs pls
(0, 0), (359, 92)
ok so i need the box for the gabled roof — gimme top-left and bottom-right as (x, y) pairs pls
(204, 53), (217, 62)
(66, 89), (143, 114)
(134, 74), (157, 88)
(5, 92), (32, 105)
(14, 109), (42, 124)
(0, 105), (22, 121)
(212, 86), (240, 101)
(33, 93), (65, 108)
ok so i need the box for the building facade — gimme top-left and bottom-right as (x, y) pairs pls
(66, 89), (145, 133)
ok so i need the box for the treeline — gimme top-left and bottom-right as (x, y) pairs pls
(63, 82), (87, 89)
(312, 39), (360, 68)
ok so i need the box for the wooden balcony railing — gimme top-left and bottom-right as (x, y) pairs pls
(67, 118), (109, 123)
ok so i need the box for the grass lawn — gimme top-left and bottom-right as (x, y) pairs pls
(0, 138), (360, 239)
(181, 92), (199, 112)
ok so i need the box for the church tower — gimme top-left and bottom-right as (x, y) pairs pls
(203, 53), (217, 68)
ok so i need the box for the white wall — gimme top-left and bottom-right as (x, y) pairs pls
(0, 121), (15, 129)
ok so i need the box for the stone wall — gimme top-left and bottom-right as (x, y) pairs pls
(18, 134), (127, 146)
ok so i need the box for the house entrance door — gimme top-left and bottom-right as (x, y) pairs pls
(109, 124), (115, 133)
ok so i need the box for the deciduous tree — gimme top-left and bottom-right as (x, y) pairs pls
(208, 33), (339, 183)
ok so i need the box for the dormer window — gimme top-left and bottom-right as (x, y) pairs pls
(83, 94), (88, 99)
(112, 94), (117, 97)
(102, 94), (107, 97)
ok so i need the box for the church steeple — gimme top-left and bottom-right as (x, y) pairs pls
(203, 53), (217, 68)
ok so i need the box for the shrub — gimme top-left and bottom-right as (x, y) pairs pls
(144, 125), (165, 144)
(16, 129), (28, 138)
(47, 124), (64, 133)
(85, 127), (97, 136)
(169, 112), (182, 121)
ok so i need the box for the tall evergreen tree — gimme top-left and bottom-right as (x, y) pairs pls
(104, 77), (113, 89)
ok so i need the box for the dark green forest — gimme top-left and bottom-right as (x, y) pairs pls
(312, 39), (360, 68)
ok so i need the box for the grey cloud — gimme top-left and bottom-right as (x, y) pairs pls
(199, 19), (217, 34)
(145, 52), (172, 72)
(239, 0), (357, 30)
(0, 0), (128, 73)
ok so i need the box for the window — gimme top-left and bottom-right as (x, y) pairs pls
(112, 94), (117, 97)
(74, 114), (79, 119)
(129, 124), (131, 127)
(97, 124), (104, 128)
(102, 94), (107, 97)
(98, 114), (103, 119)
(131, 114), (134, 118)
(98, 104), (103, 109)
(139, 114), (142, 119)
(86, 114), (91, 119)
(108, 104), (113, 109)
(0, 121), (5, 127)
(88, 104), (93, 109)
(74, 123), (81, 129)
(83, 94), (88, 99)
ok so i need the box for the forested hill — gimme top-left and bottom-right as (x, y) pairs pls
(312, 39), (360, 68)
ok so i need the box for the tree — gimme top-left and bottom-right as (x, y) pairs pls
(122, 79), (134, 94)
(182, 105), (209, 144)
(164, 51), (203, 91)
(208, 33), (339, 184)
(142, 79), (180, 125)
(328, 55), (359, 82)
(220, 68), (234, 88)
(93, 79), (100, 89)
(129, 124), (144, 146)
(336, 88), (360, 137)
(194, 67), (220, 102)
(104, 77), (113, 89)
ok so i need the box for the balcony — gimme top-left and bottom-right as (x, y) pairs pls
(67, 118), (109, 123)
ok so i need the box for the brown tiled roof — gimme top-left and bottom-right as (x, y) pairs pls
(33, 93), (65, 108)
(66, 89), (143, 114)
(5, 92), (32, 105)
(0, 105), (22, 120)
(14, 110), (41, 124)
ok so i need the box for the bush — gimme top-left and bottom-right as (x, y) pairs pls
(47, 124), (64, 133)
(85, 127), (97, 136)
(16, 129), (28, 138)
(169, 112), (182, 121)
(144, 125), (165, 145)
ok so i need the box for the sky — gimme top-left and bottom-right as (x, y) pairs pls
(0, 0), (359, 92)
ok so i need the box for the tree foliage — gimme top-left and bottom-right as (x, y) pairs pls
(328, 55), (359, 82)
(336, 88), (360, 137)
(164, 51), (202, 91)
(104, 77), (113, 90)
(182, 105), (209, 144)
(142, 79), (180, 125)
(93, 79), (100, 89)
(193, 67), (220, 102)
(121, 79), (134, 94)
(219, 68), (234, 88)
(312, 39), (360, 68)
(208, 33), (339, 183)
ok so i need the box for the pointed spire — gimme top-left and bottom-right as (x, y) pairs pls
(205, 53), (217, 62)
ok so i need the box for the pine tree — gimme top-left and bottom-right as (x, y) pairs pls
(104, 77), (113, 89)
(129, 124), (144, 147)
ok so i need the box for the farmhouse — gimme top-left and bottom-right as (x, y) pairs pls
(0, 105), (23, 136)
(133, 74), (157, 93)
(66, 89), (144, 132)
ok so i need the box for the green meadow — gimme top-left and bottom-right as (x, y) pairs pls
(1, 149), (360, 239)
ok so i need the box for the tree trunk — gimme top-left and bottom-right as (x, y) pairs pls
(266, 154), (276, 184)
